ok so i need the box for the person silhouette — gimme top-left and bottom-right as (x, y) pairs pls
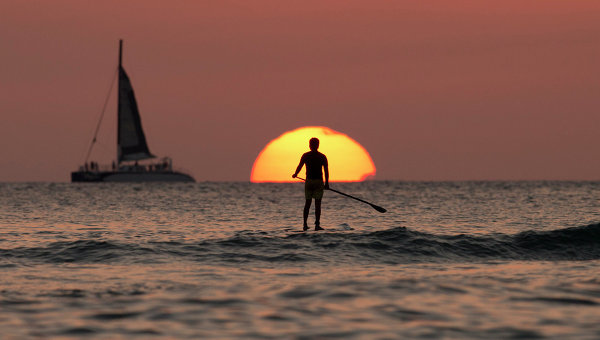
(292, 137), (329, 231)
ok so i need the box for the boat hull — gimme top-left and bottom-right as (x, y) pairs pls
(71, 171), (195, 182)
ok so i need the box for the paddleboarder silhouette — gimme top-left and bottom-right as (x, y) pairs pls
(292, 137), (329, 231)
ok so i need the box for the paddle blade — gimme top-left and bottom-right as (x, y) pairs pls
(371, 204), (387, 213)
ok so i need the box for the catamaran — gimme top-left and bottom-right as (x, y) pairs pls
(71, 40), (195, 182)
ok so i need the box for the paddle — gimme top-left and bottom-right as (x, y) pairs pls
(296, 177), (387, 213)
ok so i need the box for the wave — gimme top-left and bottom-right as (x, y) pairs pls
(361, 223), (600, 261)
(1, 224), (599, 264)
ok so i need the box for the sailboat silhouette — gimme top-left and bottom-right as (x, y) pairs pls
(71, 40), (195, 182)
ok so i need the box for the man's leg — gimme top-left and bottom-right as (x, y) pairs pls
(303, 199), (312, 230)
(314, 198), (323, 230)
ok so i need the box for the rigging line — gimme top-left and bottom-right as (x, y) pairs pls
(84, 67), (118, 164)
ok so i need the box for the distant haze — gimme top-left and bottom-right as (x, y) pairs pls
(1, 1), (599, 181)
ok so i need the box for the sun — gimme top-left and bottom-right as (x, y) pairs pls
(251, 126), (376, 183)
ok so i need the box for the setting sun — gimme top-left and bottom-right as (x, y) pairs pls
(251, 126), (376, 182)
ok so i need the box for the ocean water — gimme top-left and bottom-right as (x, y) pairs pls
(0, 181), (599, 339)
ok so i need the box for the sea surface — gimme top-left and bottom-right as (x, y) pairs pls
(0, 181), (599, 339)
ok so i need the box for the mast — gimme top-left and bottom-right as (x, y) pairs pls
(117, 39), (122, 166)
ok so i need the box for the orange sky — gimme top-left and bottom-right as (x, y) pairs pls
(1, 1), (599, 181)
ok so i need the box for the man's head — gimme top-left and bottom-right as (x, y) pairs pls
(309, 138), (319, 151)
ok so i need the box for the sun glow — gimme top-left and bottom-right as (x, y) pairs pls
(251, 126), (376, 182)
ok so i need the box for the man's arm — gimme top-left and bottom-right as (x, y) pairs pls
(323, 156), (329, 189)
(292, 155), (305, 178)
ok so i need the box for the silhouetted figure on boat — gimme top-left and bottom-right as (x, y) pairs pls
(292, 137), (329, 231)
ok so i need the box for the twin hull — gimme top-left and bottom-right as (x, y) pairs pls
(71, 171), (195, 182)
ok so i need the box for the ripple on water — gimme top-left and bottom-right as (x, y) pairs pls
(510, 296), (598, 306)
(89, 311), (142, 320)
(58, 327), (97, 335)
(279, 287), (321, 299)
(374, 304), (448, 322)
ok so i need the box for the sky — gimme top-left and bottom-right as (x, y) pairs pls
(1, 0), (599, 182)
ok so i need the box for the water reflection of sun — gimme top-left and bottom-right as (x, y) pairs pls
(251, 126), (376, 183)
